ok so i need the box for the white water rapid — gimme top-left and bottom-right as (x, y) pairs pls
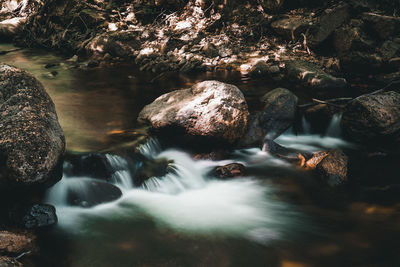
(45, 114), (351, 244)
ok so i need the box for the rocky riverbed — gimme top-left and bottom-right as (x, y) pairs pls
(1, 0), (400, 266)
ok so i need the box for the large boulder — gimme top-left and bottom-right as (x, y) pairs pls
(138, 80), (249, 144)
(240, 88), (298, 147)
(308, 3), (350, 47)
(0, 64), (65, 188)
(341, 91), (400, 149)
(286, 61), (347, 90)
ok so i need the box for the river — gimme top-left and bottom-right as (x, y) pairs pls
(1, 43), (400, 267)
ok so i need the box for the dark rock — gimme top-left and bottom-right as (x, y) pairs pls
(248, 60), (269, 78)
(214, 163), (246, 179)
(341, 91), (400, 149)
(134, 158), (172, 186)
(0, 64), (65, 188)
(87, 60), (99, 68)
(20, 204), (57, 229)
(333, 25), (374, 55)
(271, 16), (310, 41)
(0, 231), (34, 254)
(202, 42), (219, 58)
(44, 63), (59, 69)
(303, 104), (342, 134)
(375, 71), (400, 85)
(260, 0), (285, 11)
(316, 149), (348, 187)
(65, 153), (115, 180)
(389, 57), (400, 68)
(379, 40), (400, 61)
(340, 52), (387, 75)
(286, 61), (347, 90)
(240, 88), (298, 147)
(138, 80), (249, 144)
(362, 12), (400, 39)
(262, 139), (312, 165)
(308, 3), (350, 47)
(66, 180), (122, 208)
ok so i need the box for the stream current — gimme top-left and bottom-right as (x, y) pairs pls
(2, 44), (400, 267)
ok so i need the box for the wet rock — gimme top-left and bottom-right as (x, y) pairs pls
(0, 231), (34, 254)
(66, 180), (122, 208)
(316, 149), (348, 187)
(0, 256), (23, 267)
(303, 104), (342, 134)
(271, 16), (310, 41)
(0, 65), (65, 188)
(214, 163), (246, 179)
(134, 158), (172, 186)
(308, 3), (350, 47)
(286, 61), (347, 90)
(193, 150), (229, 161)
(262, 139), (311, 166)
(65, 153), (115, 180)
(341, 91), (400, 149)
(248, 60), (269, 78)
(240, 88), (298, 147)
(138, 80), (249, 144)
(362, 12), (400, 39)
(20, 204), (57, 229)
(305, 151), (328, 169)
(340, 52), (387, 75)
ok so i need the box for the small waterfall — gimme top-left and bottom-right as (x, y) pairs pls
(105, 154), (133, 190)
(141, 150), (208, 194)
(301, 116), (311, 134)
(325, 113), (342, 137)
(139, 138), (162, 159)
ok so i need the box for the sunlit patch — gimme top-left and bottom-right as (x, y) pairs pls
(108, 23), (118, 32)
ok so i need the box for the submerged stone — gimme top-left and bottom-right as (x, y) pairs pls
(66, 180), (122, 208)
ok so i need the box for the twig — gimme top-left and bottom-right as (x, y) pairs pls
(298, 97), (352, 108)
(360, 79), (400, 97)
(15, 250), (31, 260)
(0, 48), (22, 55)
(301, 33), (311, 55)
(150, 72), (166, 83)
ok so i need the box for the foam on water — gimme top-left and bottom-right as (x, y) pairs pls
(46, 115), (347, 243)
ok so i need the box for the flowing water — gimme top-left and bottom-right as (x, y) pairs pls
(2, 44), (400, 267)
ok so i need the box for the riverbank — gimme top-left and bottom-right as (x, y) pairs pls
(1, 0), (399, 90)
